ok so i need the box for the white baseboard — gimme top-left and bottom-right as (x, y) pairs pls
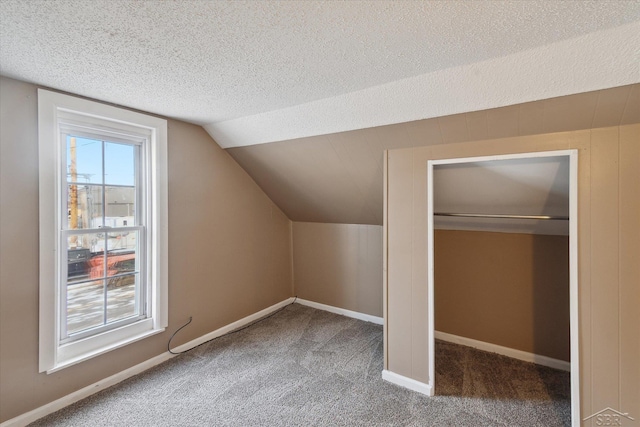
(1, 297), (296, 427)
(0, 352), (173, 427)
(435, 331), (571, 372)
(295, 298), (383, 325)
(170, 297), (296, 353)
(382, 370), (433, 396)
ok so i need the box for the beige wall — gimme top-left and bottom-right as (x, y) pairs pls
(292, 222), (382, 317)
(0, 77), (293, 423)
(385, 125), (640, 425)
(434, 230), (570, 362)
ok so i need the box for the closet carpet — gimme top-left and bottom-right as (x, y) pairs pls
(30, 304), (570, 426)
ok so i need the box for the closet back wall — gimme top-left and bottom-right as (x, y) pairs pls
(434, 229), (570, 362)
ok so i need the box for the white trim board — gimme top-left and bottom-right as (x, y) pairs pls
(0, 352), (173, 427)
(170, 297), (296, 353)
(381, 370), (432, 396)
(427, 149), (580, 427)
(435, 331), (571, 372)
(0, 297), (296, 427)
(294, 298), (384, 325)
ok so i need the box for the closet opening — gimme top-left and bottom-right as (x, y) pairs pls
(426, 150), (579, 426)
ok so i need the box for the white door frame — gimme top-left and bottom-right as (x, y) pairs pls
(426, 149), (580, 426)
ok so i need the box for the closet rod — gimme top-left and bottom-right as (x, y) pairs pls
(434, 212), (569, 221)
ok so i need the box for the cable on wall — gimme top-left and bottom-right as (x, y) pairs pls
(167, 296), (298, 355)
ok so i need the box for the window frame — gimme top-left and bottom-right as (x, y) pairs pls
(38, 89), (168, 373)
(59, 131), (146, 342)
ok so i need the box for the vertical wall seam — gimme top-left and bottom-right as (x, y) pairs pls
(618, 87), (633, 126)
(383, 153), (386, 365)
(383, 150), (389, 368)
(463, 114), (471, 142)
(410, 147), (415, 377)
(589, 91), (600, 129)
(435, 118), (445, 145)
(617, 131), (621, 411)
(290, 221), (295, 296)
(589, 131), (593, 420)
(486, 110), (491, 138)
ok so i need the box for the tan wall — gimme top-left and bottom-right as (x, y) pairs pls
(0, 77), (293, 422)
(292, 222), (382, 317)
(228, 84), (639, 226)
(385, 125), (640, 425)
(434, 230), (570, 362)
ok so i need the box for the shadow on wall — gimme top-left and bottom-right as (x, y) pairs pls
(532, 160), (571, 364)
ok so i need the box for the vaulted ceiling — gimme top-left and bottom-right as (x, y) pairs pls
(227, 84), (639, 226)
(1, 1), (639, 229)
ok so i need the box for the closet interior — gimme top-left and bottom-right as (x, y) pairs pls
(431, 155), (572, 401)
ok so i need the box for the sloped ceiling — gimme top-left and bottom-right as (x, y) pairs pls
(1, 1), (639, 147)
(227, 84), (640, 226)
(1, 1), (639, 229)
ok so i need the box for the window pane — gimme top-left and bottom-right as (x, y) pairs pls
(107, 274), (138, 323)
(105, 142), (135, 186)
(105, 186), (135, 226)
(67, 184), (103, 230)
(66, 279), (105, 335)
(107, 230), (137, 253)
(106, 231), (138, 277)
(67, 233), (105, 283)
(106, 249), (137, 276)
(66, 136), (102, 184)
(67, 247), (92, 284)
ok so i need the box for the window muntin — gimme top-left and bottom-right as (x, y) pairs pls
(61, 133), (146, 342)
(38, 89), (168, 373)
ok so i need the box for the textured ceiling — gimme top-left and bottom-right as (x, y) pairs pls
(1, 1), (639, 147)
(2, 1), (639, 229)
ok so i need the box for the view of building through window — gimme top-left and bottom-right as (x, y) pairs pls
(64, 135), (143, 338)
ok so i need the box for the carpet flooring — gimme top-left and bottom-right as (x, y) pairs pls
(30, 303), (571, 426)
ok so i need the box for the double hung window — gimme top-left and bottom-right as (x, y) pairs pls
(38, 90), (168, 372)
(63, 130), (144, 339)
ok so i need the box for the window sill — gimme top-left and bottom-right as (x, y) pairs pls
(47, 322), (165, 374)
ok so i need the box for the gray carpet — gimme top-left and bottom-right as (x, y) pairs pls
(30, 304), (570, 426)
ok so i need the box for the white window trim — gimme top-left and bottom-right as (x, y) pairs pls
(38, 89), (168, 373)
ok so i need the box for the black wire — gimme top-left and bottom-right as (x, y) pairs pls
(167, 296), (298, 355)
(167, 316), (193, 355)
